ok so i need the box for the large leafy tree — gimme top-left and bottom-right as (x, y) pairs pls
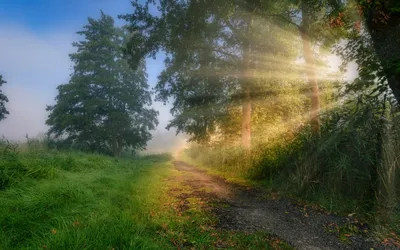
(122, 0), (300, 147)
(326, 0), (399, 102)
(0, 75), (9, 121)
(46, 12), (158, 156)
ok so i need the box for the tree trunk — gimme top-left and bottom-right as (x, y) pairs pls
(111, 139), (122, 157)
(242, 94), (251, 148)
(300, 1), (321, 135)
(364, 0), (400, 104)
(241, 18), (252, 149)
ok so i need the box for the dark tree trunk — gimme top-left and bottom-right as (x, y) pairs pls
(364, 0), (400, 103)
(111, 139), (122, 157)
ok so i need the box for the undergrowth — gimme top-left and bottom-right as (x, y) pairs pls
(184, 99), (400, 235)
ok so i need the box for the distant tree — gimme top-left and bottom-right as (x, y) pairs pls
(46, 12), (158, 156)
(0, 75), (9, 121)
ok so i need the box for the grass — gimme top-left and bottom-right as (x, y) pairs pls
(0, 149), (291, 249)
(177, 151), (255, 186)
(0, 152), (172, 249)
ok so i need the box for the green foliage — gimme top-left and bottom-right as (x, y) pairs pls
(46, 12), (158, 156)
(0, 74), (9, 121)
(122, 0), (304, 143)
(284, 99), (385, 200)
(185, 141), (292, 182)
(0, 151), (166, 249)
(0, 149), (110, 190)
(351, 0), (400, 103)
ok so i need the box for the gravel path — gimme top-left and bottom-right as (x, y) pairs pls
(172, 161), (393, 250)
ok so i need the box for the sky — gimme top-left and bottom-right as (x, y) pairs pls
(0, 0), (187, 152)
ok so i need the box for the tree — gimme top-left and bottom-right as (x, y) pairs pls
(274, 0), (346, 135)
(46, 12), (158, 156)
(360, 0), (400, 103)
(122, 0), (299, 148)
(0, 75), (9, 121)
(326, 0), (399, 103)
(298, 1), (321, 134)
(331, 0), (400, 216)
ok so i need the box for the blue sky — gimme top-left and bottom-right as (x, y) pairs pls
(0, 0), (184, 152)
(0, 0), (132, 30)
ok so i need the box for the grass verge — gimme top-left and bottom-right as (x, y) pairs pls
(0, 150), (291, 249)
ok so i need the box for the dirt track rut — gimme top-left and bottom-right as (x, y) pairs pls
(172, 161), (392, 250)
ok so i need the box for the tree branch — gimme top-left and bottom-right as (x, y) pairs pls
(212, 47), (239, 59)
(263, 14), (301, 30)
(221, 19), (246, 41)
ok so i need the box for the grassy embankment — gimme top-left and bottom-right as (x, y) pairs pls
(0, 149), (290, 249)
(182, 141), (400, 239)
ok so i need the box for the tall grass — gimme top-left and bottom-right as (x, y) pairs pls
(185, 97), (400, 230)
(185, 140), (293, 182)
(0, 148), (175, 249)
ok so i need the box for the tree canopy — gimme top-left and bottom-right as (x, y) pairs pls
(122, 0), (322, 146)
(46, 12), (158, 156)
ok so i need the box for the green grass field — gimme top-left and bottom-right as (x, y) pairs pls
(0, 150), (288, 250)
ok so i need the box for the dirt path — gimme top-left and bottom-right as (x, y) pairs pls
(172, 161), (392, 250)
